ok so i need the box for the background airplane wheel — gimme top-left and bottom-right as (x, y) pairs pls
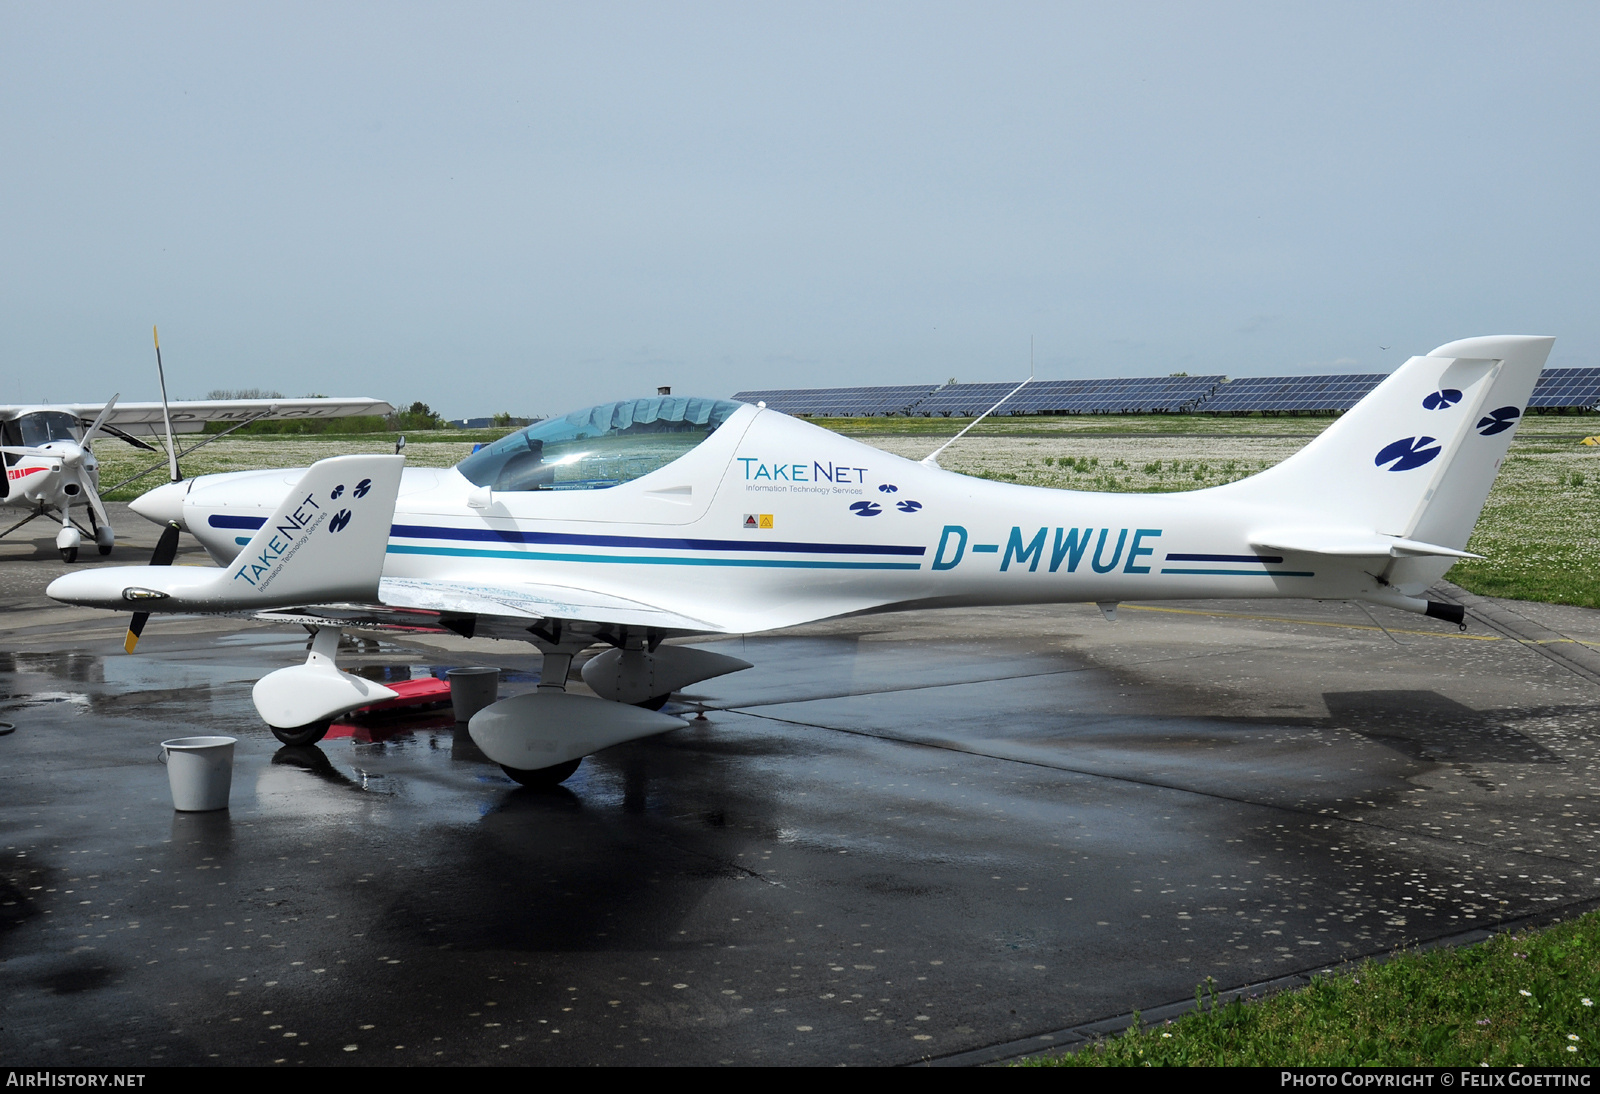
(59, 546), (77, 563)
(270, 721), (331, 747)
(97, 544), (113, 556)
(500, 758), (582, 787)
(633, 694), (670, 711)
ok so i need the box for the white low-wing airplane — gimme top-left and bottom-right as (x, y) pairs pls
(48, 335), (1551, 787)
(1, 395), (394, 561)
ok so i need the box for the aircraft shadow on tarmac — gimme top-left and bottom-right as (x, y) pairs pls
(1320, 689), (1563, 765)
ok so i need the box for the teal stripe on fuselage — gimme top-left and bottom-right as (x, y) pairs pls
(387, 543), (923, 570)
(1159, 568), (1316, 577)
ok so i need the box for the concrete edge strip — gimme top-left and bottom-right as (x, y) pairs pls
(1431, 582), (1600, 686)
(911, 895), (1600, 1068)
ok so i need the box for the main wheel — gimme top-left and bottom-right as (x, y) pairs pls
(500, 758), (582, 787)
(271, 721), (332, 747)
(97, 544), (113, 556)
(59, 546), (78, 563)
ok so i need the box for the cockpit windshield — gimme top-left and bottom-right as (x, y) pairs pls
(456, 397), (744, 492)
(18, 412), (80, 448)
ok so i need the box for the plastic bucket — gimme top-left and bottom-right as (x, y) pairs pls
(159, 736), (236, 812)
(448, 667), (501, 723)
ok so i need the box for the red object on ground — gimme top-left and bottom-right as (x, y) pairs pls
(324, 676), (456, 741)
(352, 676), (452, 715)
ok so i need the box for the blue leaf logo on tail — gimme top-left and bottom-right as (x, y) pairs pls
(328, 509), (352, 533)
(1375, 436), (1441, 472)
(1422, 389), (1462, 410)
(353, 478), (373, 498)
(330, 484), (345, 500)
(1476, 406), (1521, 436)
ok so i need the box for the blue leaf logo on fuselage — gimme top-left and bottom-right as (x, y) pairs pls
(849, 501), (882, 516)
(1422, 389), (1462, 410)
(878, 483), (898, 493)
(1477, 406), (1521, 436)
(1374, 436), (1441, 472)
(896, 500), (922, 513)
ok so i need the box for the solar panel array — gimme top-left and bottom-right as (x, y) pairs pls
(732, 367), (1600, 417)
(912, 376), (1226, 416)
(729, 384), (938, 417)
(732, 376), (1225, 417)
(1529, 368), (1600, 410)
(1199, 374), (1388, 414)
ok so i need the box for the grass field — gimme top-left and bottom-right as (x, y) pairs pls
(1022, 910), (1600, 1067)
(93, 411), (1600, 609)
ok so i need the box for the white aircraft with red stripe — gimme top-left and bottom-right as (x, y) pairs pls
(1, 394), (393, 561)
(47, 335), (1551, 788)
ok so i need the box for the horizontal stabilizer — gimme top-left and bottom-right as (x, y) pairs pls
(1251, 531), (1482, 560)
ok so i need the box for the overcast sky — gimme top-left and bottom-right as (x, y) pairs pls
(3, 2), (1597, 417)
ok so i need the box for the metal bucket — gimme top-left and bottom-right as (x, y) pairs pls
(159, 736), (236, 812)
(447, 667), (500, 723)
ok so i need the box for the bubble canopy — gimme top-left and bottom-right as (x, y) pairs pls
(455, 397), (745, 492)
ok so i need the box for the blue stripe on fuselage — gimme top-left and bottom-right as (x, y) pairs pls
(388, 543), (921, 569)
(1159, 568), (1316, 577)
(388, 523), (924, 556)
(209, 515), (267, 529)
(205, 515), (924, 559)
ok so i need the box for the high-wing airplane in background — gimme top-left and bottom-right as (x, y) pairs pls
(49, 336), (1552, 788)
(0, 395), (393, 561)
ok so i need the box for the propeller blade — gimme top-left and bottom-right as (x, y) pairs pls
(150, 520), (180, 566)
(153, 326), (180, 482)
(124, 613), (151, 655)
(80, 475), (110, 529)
(80, 393), (119, 448)
(124, 521), (181, 653)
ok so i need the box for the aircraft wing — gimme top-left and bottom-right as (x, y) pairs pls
(249, 578), (728, 641)
(251, 572), (899, 642)
(374, 576), (726, 633)
(55, 397), (394, 435)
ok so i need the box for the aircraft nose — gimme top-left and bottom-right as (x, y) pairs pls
(129, 480), (189, 529)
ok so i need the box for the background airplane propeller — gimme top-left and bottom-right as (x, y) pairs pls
(152, 326), (182, 484)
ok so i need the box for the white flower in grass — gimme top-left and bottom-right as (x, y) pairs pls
(1520, 990), (1532, 997)
(1584, 998), (1594, 1007)
(1570, 1035), (1581, 1042)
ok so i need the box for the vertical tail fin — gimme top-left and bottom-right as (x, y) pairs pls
(1218, 335), (1553, 550)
